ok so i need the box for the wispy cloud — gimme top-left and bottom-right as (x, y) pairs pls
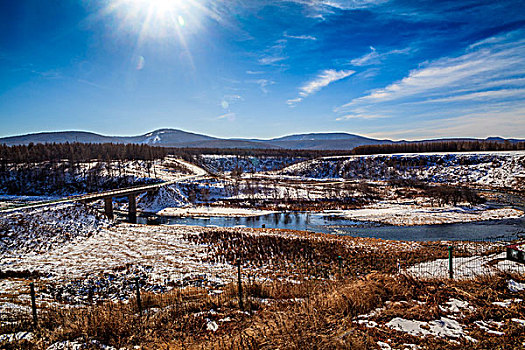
(286, 0), (389, 19)
(220, 94), (243, 109)
(258, 56), (287, 65)
(368, 106), (525, 140)
(335, 29), (525, 138)
(283, 32), (317, 40)
(247, 79), (275, 94)
(288, 69), (354, 105)
(286, 97), (303, 106)
(335, 113), (387, 120)
(300, 69), (354, 96)
(77, 79), (108, 90)
(339, 34), (525, 109)
(350, 46), (412, 66)
(413, 88), (525, 104)
(258, 39), (288, 66)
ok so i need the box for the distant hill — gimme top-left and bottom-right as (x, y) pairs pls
(267, 133), (391, 150)
(0, 129), (523, 150)
(0, 129), (217, 147)
(271, 132), (373, 141)
(0, 131), (119, 145)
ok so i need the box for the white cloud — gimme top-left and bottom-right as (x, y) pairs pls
(287, 97), (303, 106)
(335, 113), (387, 120)
(350, 46), (379, 66)
(247, 79), (275, 94)
(350, 46), (412, 66)
(288, 0), (388, 12)
(258, 56), (287, 65)
(223, 94), (243, 102)
(368, 105), (525, 140)
(288, 69), (354, 105)
(258, 39), (288, 66)
(335, 29), (525, 138)
(303, 69), (354, 95)
(337, 30), (525, 111)
(285, 0), (388, 20)
(413, 88), (525, 104)
(284, 32), (317, 40)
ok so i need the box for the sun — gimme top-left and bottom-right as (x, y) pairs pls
(128, 0), (186, 18)
(105, 0), (196, 41)
(100, 0), (226, 70)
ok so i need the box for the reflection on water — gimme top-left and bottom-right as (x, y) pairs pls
(136, 212), (525, 242)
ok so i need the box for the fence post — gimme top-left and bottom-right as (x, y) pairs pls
(237, 258), (244, 310)
(135, 277), (142, 315)
(448, 246), (454, 279)
(29, 282), (37, 327)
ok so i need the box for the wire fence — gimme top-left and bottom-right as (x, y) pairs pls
(1, 236), (524, 335)
(403, 237), (525, 279)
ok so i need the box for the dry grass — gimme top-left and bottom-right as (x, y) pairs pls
(3, 271), (524, 349)
(2, 228), (523, 349)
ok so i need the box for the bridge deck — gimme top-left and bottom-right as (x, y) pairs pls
(0, 174), (203, 214)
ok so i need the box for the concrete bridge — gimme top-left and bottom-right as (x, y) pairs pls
(78, 179), (183, 223)
(1, 173), (204, 222)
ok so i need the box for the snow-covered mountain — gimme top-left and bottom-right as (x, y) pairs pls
(0, 129), (386, 149)
(1, 128), (522, 150)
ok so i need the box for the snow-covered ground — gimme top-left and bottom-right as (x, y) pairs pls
(322, 201), (523, 226)
(75, 157), (200, 182)
(0, 203), (111, 255)
(199, 155), (306, 173)
(0, 157), (203, 198)
(137, 185), (190, 212)
(157, 206), (277, 217)
(352, 284), (525, 347)
(0, 224), (235, 284)
(407, 252), (525, 279)
(280, 151), (525, 189)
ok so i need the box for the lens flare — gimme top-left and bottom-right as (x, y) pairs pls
(178, 15), (185, 27)
(104, 0), (199, 41)
(98, 0), (231, 74)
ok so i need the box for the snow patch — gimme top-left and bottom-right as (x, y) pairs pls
(386, 317), (474, 341)
(157, 206), (277, 217)
(327, 203), (523, 226)
(508, 279), (525, 292)
(0, 331), (34, 343)
(138, 185), (189, 212)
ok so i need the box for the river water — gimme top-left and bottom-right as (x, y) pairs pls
(137, 212), (525, 242)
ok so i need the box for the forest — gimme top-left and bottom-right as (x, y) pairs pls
(353, 140), (525, 155)
(2, 140), (524, 165)
(0, 142), (168, 164)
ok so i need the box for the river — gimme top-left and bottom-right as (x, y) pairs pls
(136, 211), (525, 242)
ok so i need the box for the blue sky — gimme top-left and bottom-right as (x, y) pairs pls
(0, 0), (524, 140)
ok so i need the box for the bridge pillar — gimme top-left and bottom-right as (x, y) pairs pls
(104, 197), (114, 220)
(128, 194), (137, 224)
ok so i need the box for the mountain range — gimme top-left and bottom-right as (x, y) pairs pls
(0, 129), (522, 150)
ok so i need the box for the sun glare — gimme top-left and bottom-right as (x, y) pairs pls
(101, 0), (225, 71)
(106, 0), (197, 41)
(129, 0), (186, 16)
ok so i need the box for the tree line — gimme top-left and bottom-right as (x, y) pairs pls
(0, 143), (166, 195)
(0, 142), (169, 164)
(1, 140), (524, 165)
(353, 140), (525, 155)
